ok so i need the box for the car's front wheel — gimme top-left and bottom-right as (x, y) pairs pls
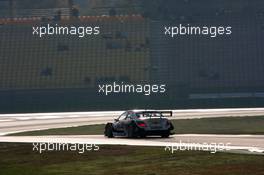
(105, 123), (114, 138)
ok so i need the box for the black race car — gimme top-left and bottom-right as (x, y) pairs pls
(104, 110), (174, 138)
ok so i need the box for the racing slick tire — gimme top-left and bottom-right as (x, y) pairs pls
(139, 133), (146, 138)
(169, 123), (174, 130)
(104, 123), (114, 138)
(126, 122), (137, 138)
(161, 130), (170, 138)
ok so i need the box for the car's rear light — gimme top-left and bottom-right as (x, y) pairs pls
(136, 121), (147, 127)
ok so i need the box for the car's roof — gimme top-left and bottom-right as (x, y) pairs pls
(128, 109), (159, 113)
(126, 110), (173, 116)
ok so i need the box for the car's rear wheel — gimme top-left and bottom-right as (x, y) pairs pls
(139, 133), (146, 138)
(161, 131), (170, 138)
(126, 123), (137, 138)
(105, 123), (114, 138)
(169, 123), (174, 130)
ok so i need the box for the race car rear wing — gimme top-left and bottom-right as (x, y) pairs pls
(141, 111), (173, 117)
(160, 111), (173, 117)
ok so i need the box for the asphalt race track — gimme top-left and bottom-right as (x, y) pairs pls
(1, 108), (264, 135)
(0, 134), (263, 155)
(0, 108), (264, 155)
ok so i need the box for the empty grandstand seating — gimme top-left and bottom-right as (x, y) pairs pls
(0, 8), (71, 18)
(149, 10), (264, 95)
(1, 11), (264, 94)
(1, 1), (264, 112)
(0, 15), (150, 90)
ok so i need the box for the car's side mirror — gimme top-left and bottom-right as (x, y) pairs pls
(114, 119), (119, 122)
